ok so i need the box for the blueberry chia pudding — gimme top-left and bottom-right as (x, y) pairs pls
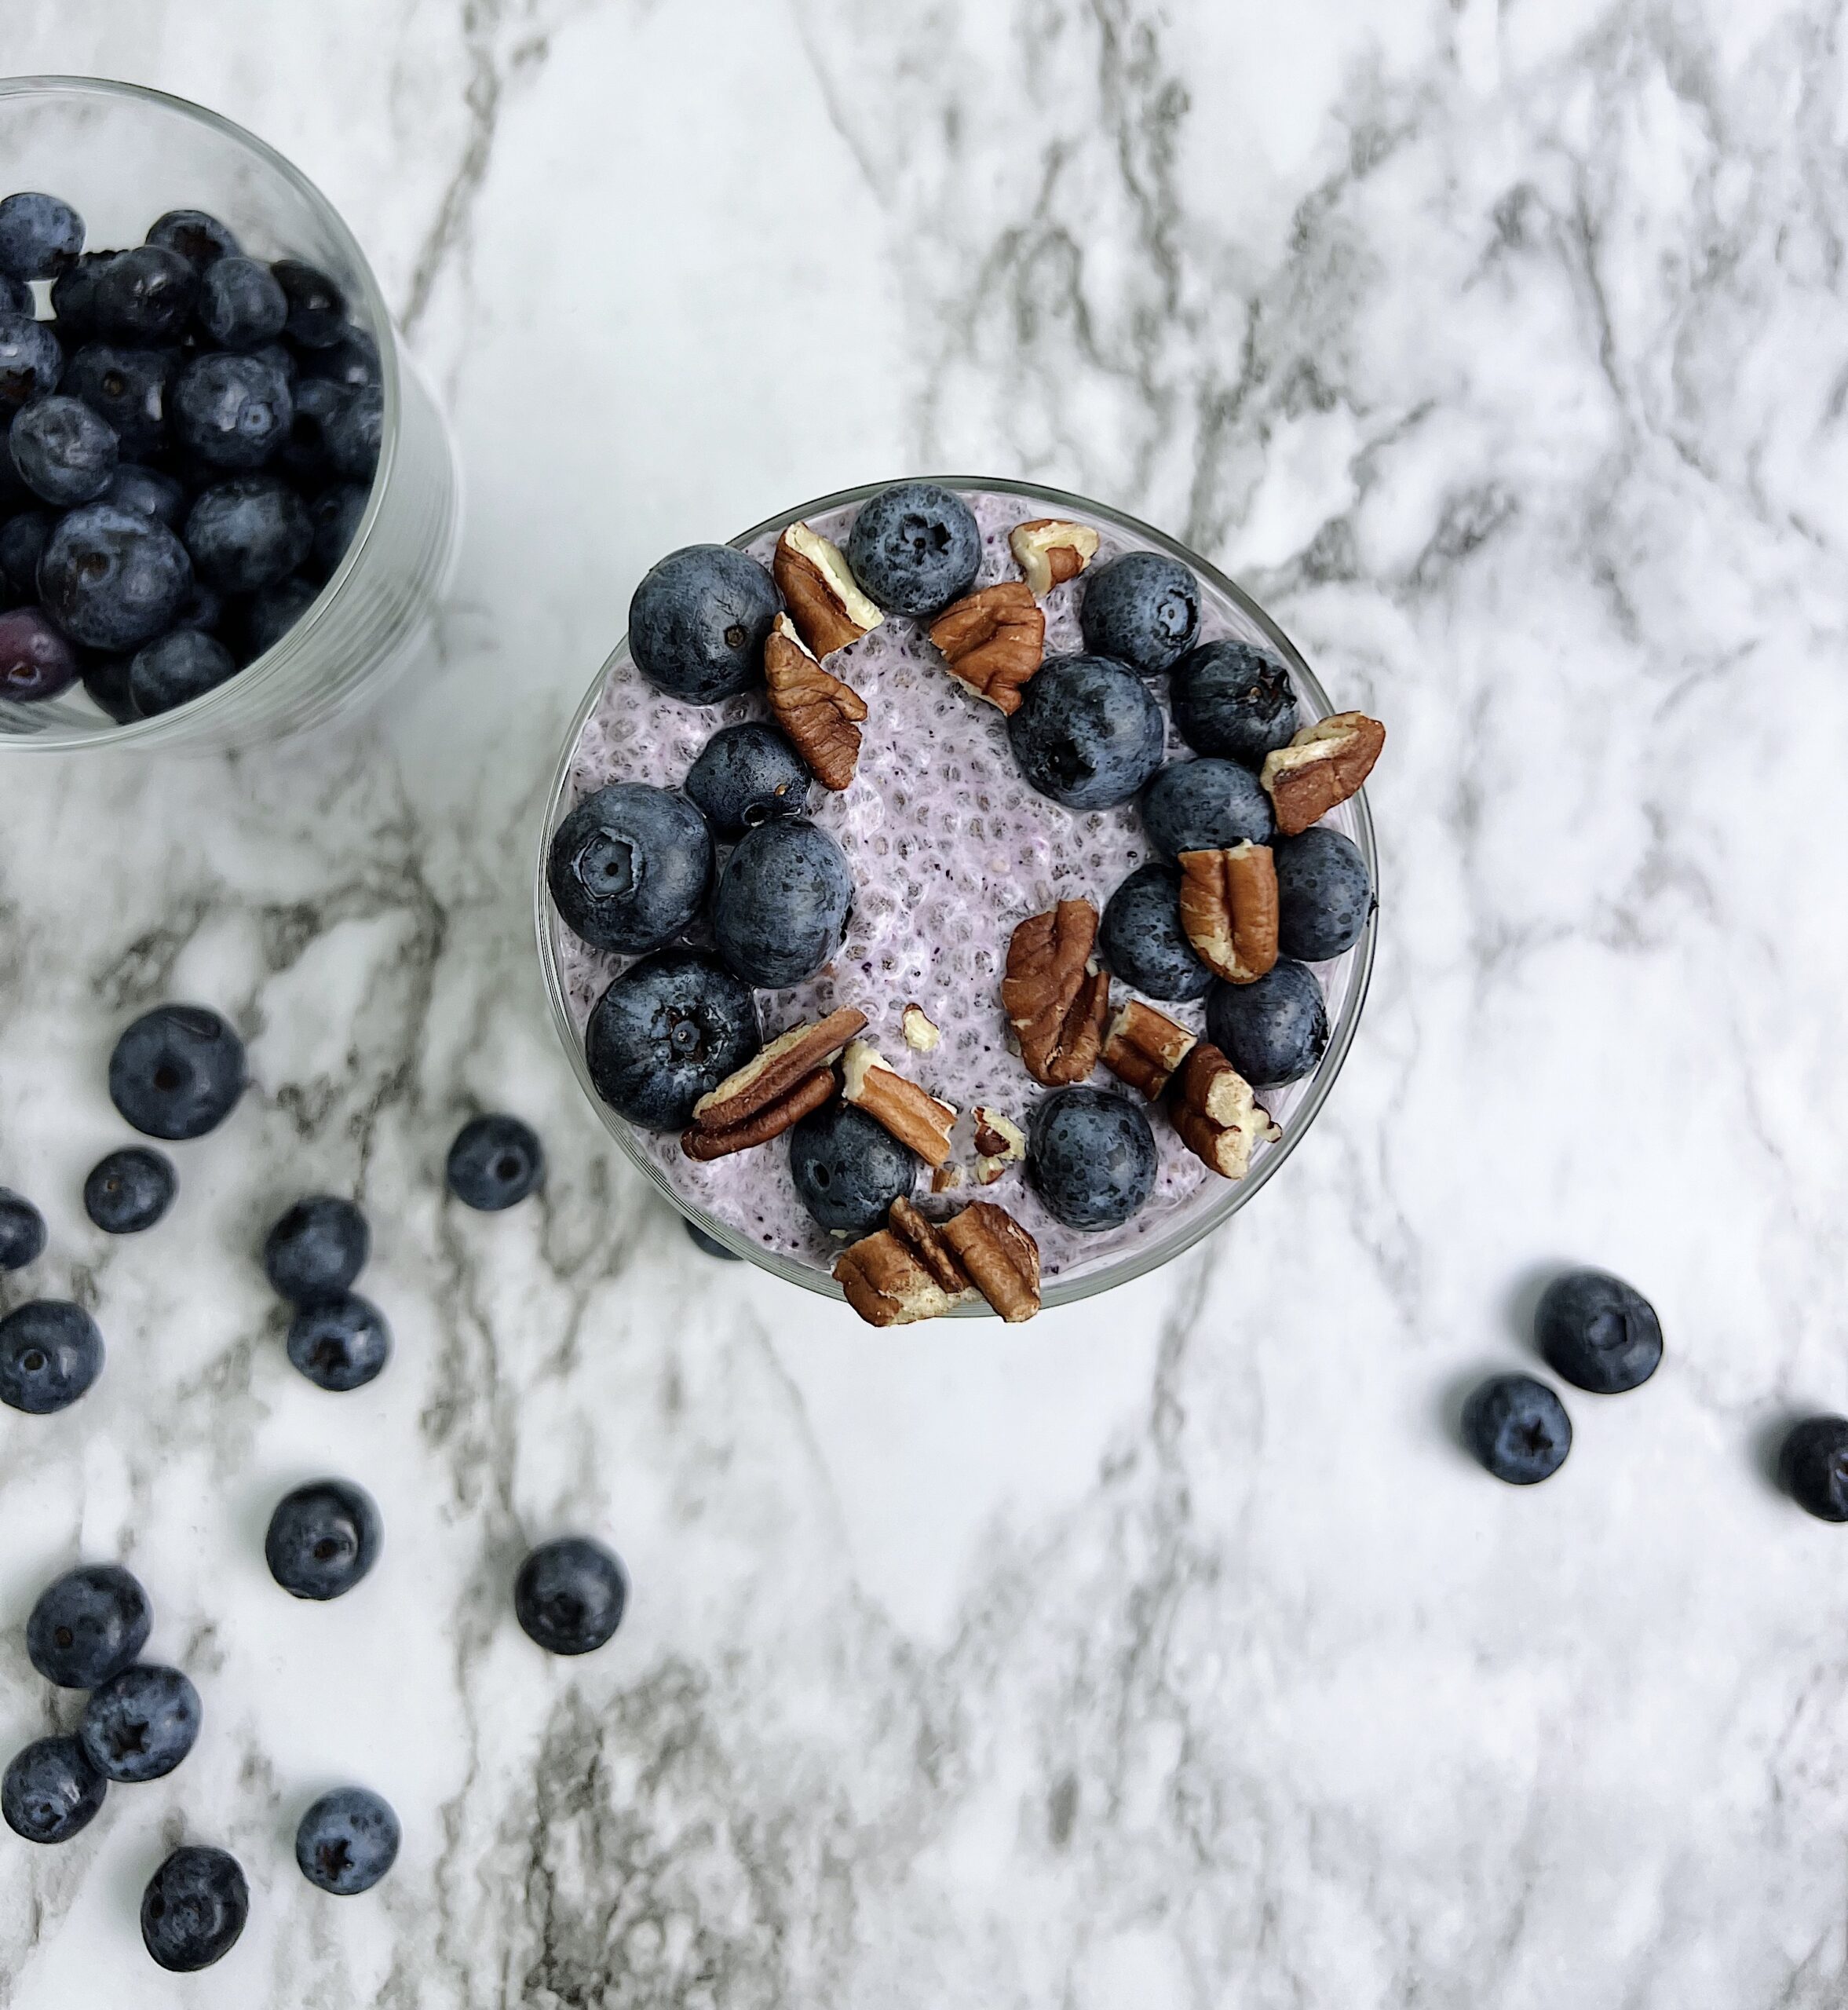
(543, 479), (1384, 1321)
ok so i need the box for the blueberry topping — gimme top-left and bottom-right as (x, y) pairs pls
(0, 192), (83, 280)
(1007, 654), (1166, 810)
(628, 543), (779, 704)
(514, 1536), (627, 1655)
(547, 781), (713, 955)
(61, 342), (173, 457)
(38, 501), (193, 651)
(0, 1186), (46, 1270)
(183, 474), (312, 591)
(264, 1196), (370, 1303)
(585, 950), (759, 1131)
(0, 606), (79, 701)
(711, 817), (854, 988)
(173, 351), (293, 470)
(287, 1292), (391, 1392)
(295, 1786), (400, 1895)
(1079, 550), (1200, 675)
(145, 208), (239, 272)
(1140, 757), (1274, 857)
(272, 258), (349, 348)
(265, 1478), (382, 1600)
(10, 394), (119, 506)
(1099, 862), (1213, 1001)
(141, 1845), (249, 1972)
(1028, 1086), (1159, 1231)
(1780, 1416), (1848, 1522)
(0, 1300), (103, 1412)
(1535, 1269), (1662, 1394)
(446, 1113), (546, 1211)
(79, 1663), (201, 1782)
(788, 1099), (916, 1233)
(684, 1218), (740, 1260)
(101, 462), (186, 526)
(2, 1735), (105, 1845)
(196, 254), (288, 349)
(108, 1003), (246, 1139)
(83, 1146), (177, 1233)
(94, 244), (198, 342)
(1273, 827), (1373, 962)
(1170, 639), (1301, 765)
(1462, 1374), (1572, 1485)
(684, 721), (813, 839)
(844, 481), (981, 617)
(129, 627), (237, 715)
(1206, 959), (1328, 1087)
(27, 1562), (152, 1687)
(0, 312), (63, 413)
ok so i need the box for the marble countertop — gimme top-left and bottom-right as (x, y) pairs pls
(3, 1), (1846, 2003)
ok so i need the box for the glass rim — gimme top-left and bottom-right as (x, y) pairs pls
(535, 474), (1379, 1312)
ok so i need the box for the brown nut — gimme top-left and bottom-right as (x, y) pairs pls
(1101, 999), (1197, 1099)
(1009, 518), (1101, 597)
(835, 1221), (975, 1326)
(927, 582), (1045, 716)
(940, 1201), (1041, 1322)
(972, 1104), (1026, 1185)
(765, 613), (867, 791)
(889, 1196), (973, 1296)
(773, 521), (884, 659)
(1169, 1042), (1280, 1179)
(1178, 843), (1280, 985)
(681, 1066), (836, 1161)
(1260, 711), (1385, 836)
(681, 1007), (867, 1160)
(1001, 900), (1112, 1086)
(931, 1164), (963, 1193)
(841, 1040), (957, 1166)
(901, 1003), (940, 1052)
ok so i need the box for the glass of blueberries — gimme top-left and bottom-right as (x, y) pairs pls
(0, 76), (459, 750)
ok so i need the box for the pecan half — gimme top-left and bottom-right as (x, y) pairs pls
(834, 1221), (976, 1327)
(1168, 1042), (1280, 1179)
(940, 1201), (1041, 1322)
(1102, 999), (1197, 1099)
(1260, 711), (1385, 836)
(765, 613), (867, 790)
(927, 582), (1045, 716)
(773, 521), (884, 659)
(1009, 518), (1101, 597)
(1178, 843), (1279, 985)
(901, 1003), (940, 1052)
(889, 1197), (971, 1296)
(841, 1040), (958, 1166)
(972, 1104), (1026, 1186)
(681, 1006), (867, 1160)
(1001, 900), (1111, 1086)
(681, 1067), (835, 1161)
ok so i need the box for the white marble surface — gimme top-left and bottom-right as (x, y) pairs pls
(2, 0), (1846, 2002)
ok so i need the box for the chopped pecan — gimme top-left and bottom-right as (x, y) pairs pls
(940, 1201), (1041, 1322)
(1260, 711), (1385, 835)
(1168, 1042), (1280, 1179)
(931, 1163), (963, 1193)
(835, 1216), (976, 1327)
(1009, 518), (1100, 597)
(1178, 843), (1279, 985)
(1102, 999), (1197, 1099)
(841, 1040), (957, 1165)
(765, 613), (867, 790)
(889, 1197), (971, 1296)
(682, 1006), (867, 1160)
(1001, 900), (1111, 1086)
(926, 582), (1045, 716)
(901, 1003), (940, 1052)
(773, 521), (883, 659)
(972, 1104), (1026, 1186)
(681, 1067), (835, 1160)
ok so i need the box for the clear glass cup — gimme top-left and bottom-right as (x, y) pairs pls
(537, 477), (1379, 1313)
(0, 76), (460, 754)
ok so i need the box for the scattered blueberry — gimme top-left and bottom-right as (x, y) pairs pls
(173, 351), (293, 470)
(27, 1562), (152, 1687)
(1170, 639), (1301, 765)
(141, 1845), (249, 1972)
(585, 950), (759, 1131)
(295, 1786), (400, 1895)
(0, 312), (63, 413)
(101, 462), (186, 527)
(844, 481), (981, 617)
(79, 1663), (202, 1783)
(513, 1536), (627, 1656)
(109, 1003), (246, 1139)
(129, 627), (237, 715)
(323, 380), (381, 481)
(183, 474), (312, 591)
(94, 244), (198, 342)
(0, 508), (49, 598)
(196, 254), (288, 349)
(1008, 655), (1166, 810)
(1779, 1416), (1848, 1522)
(0, 1186), (46, 1269)
(628, 543), (779, 704)
(83, 1146), (177, 1233)
(1206, 959), (1328, 1087)
(0, 192), (83, 279)
(684, 721), (812, 840)
(0, 1300), (103, 1412)
(272, 258), (349, 348)
(263, 1196), (370, 1303)
(546, 781), (712, 955)
(1140, 757), (1274, 857)
(1462, 1374), (1572, 1485)
(1028, 1086), (1159, 1231)
(1099, 862), (1213, 1001)
(287, 1292), (391, 1392)
(1079, 550), (1200, 675)
(308, 482), (369, 582)
(60, 342), (173, 456)
(0, 606), (79, 701)
(2, 1736), (105, 1845)
(301, 325), (380, 390)
(788, 1100), (915, 1233)
(10, 394), (119, 506)
(1531, 1267), (1664, 1398)
(1273, 827), (1374, 962)
(683, 1218), (740, 1260)
(38, 501), (193, 650)
(447, 1114), (546, 1211)
(145, 207), (239, 272)
(265, 1478), (382, 1601)
(711, 818), (854, 987)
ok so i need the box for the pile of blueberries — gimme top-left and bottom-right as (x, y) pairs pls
(0, 190), (381, 722)
(0, 1007), (628, 1972)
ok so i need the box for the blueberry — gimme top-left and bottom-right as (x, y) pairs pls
(27, 1562), (152, 1686)
(82, 652), (138, 722)
(1534, 1269), (1662, 1394)
(1206, 959), (1328, 1087)
(0, 312), (64, 412)
(263, 1195), (369, 1302)
(295, 1786), (400, 1895)
(0, 507), (49, 597)
(273, 375), (345, 485)
(146, 208), (239, 272)
(39, 502), (192, 650)
(47, 251), (112, 341)
(684, 721), (812, 840)
(141, 1845), (249, 1972)
(629, 543), (778, 704)
(0, 1299), (103, 1412)
(1079, 550), (1199, 675)
(184, 474), (312, 592)
(301, 325), (381, 390)
(265, 1478), (382, 1600)
(129, 627), (237, 715)
(244, 575), (319, 658)
(101, 462), (186, 526)
(1140, 757), (1274, 857)
(170, 577), (227, 634)
(10, 393), (119, 505)
(3, 1737), (105, 1844)
(1170, 639), (1301, 765)
(95, 245), (198, 343)
(789, 1100), (915, 1233)
(513, 1536), (627, 1655)
(173, 352), (292, 470)
(1780, 1416), (1848, 1522)
(61, 342), (173, 456)
(83, 1146), (177, 1233)
(547, 781), (713, 955)
(0, 193), (82, 279)
(0, 606), (79, 701)
(287, 1292), (391, 1392)
(272, 258), (349, 348)
(446, 1113), (546, 1211)
(307, 481), (369, 582)
(324, 380), (381, 481)
(195, 253), (287, 349)
(842, 481), (981, 617)
(1462, 1374), (1572, 1485)
(584, 950), (758, 1131)
(108, 1003), (247, 1139)
(0, 1186), (46, 1269)
(683, 1217), (740, 1260)
(79, 1663), (201, 1783)
(1028, 1085), (1159, 1231)
(0, 276), (27, 315)
(1098, 862), (1212, 1001)
(1007, 655), (1166, 810)
(1273, 827), (1373, 962)
(249, 338), (298, 386)
(711, 818), (853, 988)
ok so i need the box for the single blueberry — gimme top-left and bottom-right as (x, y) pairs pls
(844, 481), (981, 617)
(146, 208), (240, 272)
(170, 577), (227, 634)
(1462, 1374), (1572, 1485)
(184, 475), (312, 592)
(249, 338), (298, 386)
(1007, 655), (1166, 810)
(0, 1186), (46, 1269)
(1780, 1416), (1848, 1522)
(1099, 862), (1213, 1001)
(788, 1100), (916, 1233)
(1141, 757), (1274, 857)
(102, 462), (187, 526)
(0, 193), (82, 279)
(10, 394), (119, 506)
(287, 1292), (391, 1393)
(276, 375), (346, 484)
(47, 251), (112, 342)
(61, 342), (173, 457)
(711, 818), (854, 988)
(0, 508), (49, 597)
(196, 254), (287, 349)
(295, 1785), (400, 1895)
(446, 1114), (546, 1211)
(129, 627), (237, 715)
(1079, 550), (1200, 675)
(27, 1562), (152, 1687)
(264, 1196), (370, 1303)
(323, 380), (381, 481)
(243, 575), (319, 659)
(265, 1478), (382, 1601)
(684, 721), (813, 840)
(0, 1299), (104, 1412)
(307, 481), (369, 582)
(141, 1845), (249, 1972)
(683, 1217), (740, 1260)
(272, 259), (349, 347)
(1206, 959), (1328, 1087)
(584, 950), (759, 1131)
(629, 544), (779, 704)
(38, 502), (193, 651)
(0, 312), (64, 413)
(82, 652), (138, 722)
(1170, 639), (1301, 765)
(173, 352), (292, 470)
(300, 325), (381, 390)
(514, 1536), (627, 1655)
(1273, 827), (1373, 963)
(1028, 1086), (1159, 1232)
(0, 606), (80, 701)
(547, 781), (713, 956)
(79, 1663), (201, 1782)
(0, 276), (27, 315)
(108, 1003), (247, 1139)
(1535, 1269), (1662, 1394)
(94, 245), (198, 343)
(83, 1146), (177, 1233)
(3, 1736), (105, 1844)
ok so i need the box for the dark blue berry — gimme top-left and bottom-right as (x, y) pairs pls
(447, 1114), (546, 1211)
(1170, 639), (1300, 765)
(1536, 1270), (1662, 1394)
(27, 1562), (152, 1687)
(0, 1186), (46, 1269)
(272, 259), (348, 347)
(1140, 757), (1273, 857)
(61, 342), (173, 456)
(263, 1195), (369, 1302)
(249, 338), (297, 386)
(1099, 862), (1212, 1000)
(184, 474), (311, 592)
(1462, 1375), (1572, 1485)
(295, 1786), (400, 1895)
(173, 352), (291, 469)
(82, 652), (138, 721)
(514, 1536), (626, 1655)
(0, 312), (64, 413)
(275, 375), (345, 484)
(10, 394), (118, 505)
(0, 606), (79, 700)
(2, 1736), (104, 1845)
(95, 245), (198, 342)
(711, 817), (853, 987)
(0, 507), (49, 597)
(141, 1845), (248, 1972)
(170, 577), (226, 634)
(79, 1663), (201, 1782)
(195, 254), (287, 349)
(101, 462), (186, 526)
(629, 544), (778, 704)
(684, 1218), (740, 1260)
(1008, 655), (1166, 809)
(265, 1478), (382, 1600)
(0, 1299), (103, 1412)
(1273, 827), (1372, 962)
(844, 481), (981, 617)
(301, 325), (380, 390)
(47, 251), (111, 341)
(146, 208), (239, 272)
(323, 380), (380, 481)
(1206, 960), (1328, 1087)
(83, 1146), (176, 1233)
(0, 193), (83, 279)
(287, 1292), (390, 1392)
(1028, 1086), (1158, 1231)
(243, 574), (318, 658)
(788, 1099), (915, 1233)
(307, 481), (368, 582)
(108, 1003), (247, 1139)
(1079, 550), (1199, 675)
(547, 781), (713, 955)
(129, 627), (236, 715)
(584, 950), (758, 1131)
(684, 721), (812, 839)
(1780, 1417), (1848, 1522)
(39, 501), (192, 650)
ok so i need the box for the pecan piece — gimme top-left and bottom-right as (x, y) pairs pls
(840, 1040), (957, 1166)
(1009, 518), (1100, 597)
(889, 1197), (971, 1296)
(765, 613), (867, 790)
(1169, 1042), (1280, 1179)
(940, 1201), (1041, 1322)
(1001, 900), (1111, 1086)
(1260, 711), (1385, 836)
(1178, 843), (1279, 985)
(1102, 999), (1197, 1099)
(773, 521), (884, 659)
(901, 1003), (940, 1052)
(834, 1229), (973, 1327)
(972, 1105), (1026, 1186)
(681, 1067), (835, 1161)
(926, 582), (1045, 716)
(682, 1007), (867, 1160)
